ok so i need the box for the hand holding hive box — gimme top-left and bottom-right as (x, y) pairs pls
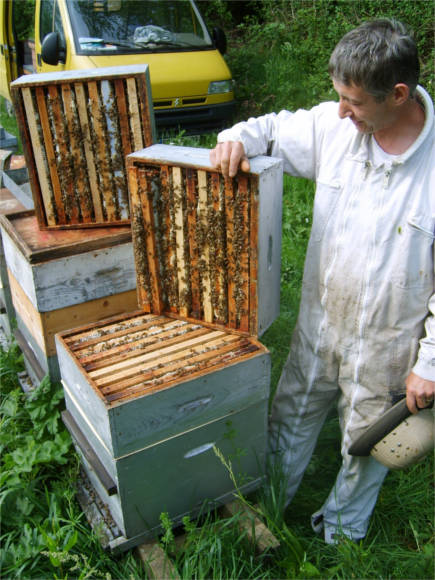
(55, 145), (283, 551)
(10, 65), (155, 229)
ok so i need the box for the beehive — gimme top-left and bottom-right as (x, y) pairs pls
(10, 65), (155, 229)
(0, 210), (137, 382)
(56, 145), (283, 550)
(127, 145), (283, 336)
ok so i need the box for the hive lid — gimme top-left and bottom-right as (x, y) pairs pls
(11, 65), (155, 229)
(0, 210), (132, 263)
(127, 144), (283, 336)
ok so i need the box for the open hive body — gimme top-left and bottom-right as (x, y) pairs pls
(10, 65), (155, 229)
(0, 211), (137, 383)
(55, 145), (283, 550)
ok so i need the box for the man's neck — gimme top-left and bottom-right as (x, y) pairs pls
(374, 97), (426, 155)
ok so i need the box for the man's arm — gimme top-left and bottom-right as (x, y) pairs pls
(407, 285), (435, 413)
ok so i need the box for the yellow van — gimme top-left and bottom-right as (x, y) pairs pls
(0, 0), (235, 132)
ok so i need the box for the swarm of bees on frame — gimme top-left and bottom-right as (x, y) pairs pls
(130, 163), (256, 330)
(21, 77), (145, 226)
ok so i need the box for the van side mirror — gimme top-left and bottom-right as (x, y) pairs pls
(212, 27), (227, 55)
(41, 32), (66, 65)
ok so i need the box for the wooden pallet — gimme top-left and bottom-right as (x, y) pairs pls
(76, 467), (279, 568)
(10, 66), (155, 229)
(136, 501), (281, 579)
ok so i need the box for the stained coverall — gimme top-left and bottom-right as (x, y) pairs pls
(217, 86), (435, 542)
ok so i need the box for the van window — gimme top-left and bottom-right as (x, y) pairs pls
(67, 0), (213, 54)
(40, 0), (65, 45)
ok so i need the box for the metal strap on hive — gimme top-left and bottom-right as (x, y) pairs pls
(11, 65), (155, 229)
(127, 158), (260, 334)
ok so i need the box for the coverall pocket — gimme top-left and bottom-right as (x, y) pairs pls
(311, 180), (342, 243)
(392, 216), (434, 290)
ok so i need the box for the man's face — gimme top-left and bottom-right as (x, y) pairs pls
(332, 79), (396, 134)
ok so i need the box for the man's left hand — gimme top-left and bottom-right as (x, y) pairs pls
(405, 371), (435, 414)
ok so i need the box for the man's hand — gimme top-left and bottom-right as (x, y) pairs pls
(405, 371), (435, 414)
(209, 141), (250, 178)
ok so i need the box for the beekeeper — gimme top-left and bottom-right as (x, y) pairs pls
(210, 18), (434, 543)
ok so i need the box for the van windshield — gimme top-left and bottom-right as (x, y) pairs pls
(68, 0), (213, 53)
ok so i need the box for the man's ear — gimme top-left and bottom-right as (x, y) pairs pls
(392, 83), (410, 106)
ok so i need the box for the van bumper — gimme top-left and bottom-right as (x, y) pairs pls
(154, 101), (236, 134)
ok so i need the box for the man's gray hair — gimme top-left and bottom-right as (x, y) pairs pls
(328, 19), (419, 101)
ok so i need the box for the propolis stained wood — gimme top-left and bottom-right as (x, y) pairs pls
(10, 65), (155, 229)
(127, 145), (283, 336)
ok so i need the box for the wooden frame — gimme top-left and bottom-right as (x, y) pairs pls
(10, 65), (155, 229)
(127, 146), (283, 336)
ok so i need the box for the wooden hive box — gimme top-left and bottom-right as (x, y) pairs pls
(55, 145), (283, 551)
(0, 187), (29, 337)
(0, 210), (137, 383)
(127, 145), (283, 336)
(10, 65), (155, 230)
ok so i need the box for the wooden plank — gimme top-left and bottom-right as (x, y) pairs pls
(34, 87), (66, 224)
(160, 165), (178, 312)
(82, 326), (209, 371)
(136, 541), (179, 580)
(186, 168), (200, 318)
(47, 84), (80, 224)
(0, 211), (132, 263)
(222, 500), (280, 554)
(127, 77), (143, 151)
(97, 333), (243, 390)
(74, 82), (104, 222)
(21, 87), (56, 226)
(61, 83), (93, 223)
(128, 165), (152, 312)
(138, 168), (164, 313)
(197, 170), (212, 322)
(136, 74), (154, 147)
(89, 330), (229, 382)
(68, 315), (172, 353)
(249, 176), (259, 335)
(102, 337), (257, 402)
(87, 81), (117, 221)
(224, 176), (236, 329)
(62, 410), (117, 495)
(10, 88), (46, 226)
(235, 174), (250, 332)
(173, 166), (189, 317)
(211, 172), (226, 324)
(114, 79), (132, 157)
(9, 268), (46, 353)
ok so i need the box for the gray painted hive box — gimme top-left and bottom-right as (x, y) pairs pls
(0, 210), (137, 382)
(55, 144), (283, 550)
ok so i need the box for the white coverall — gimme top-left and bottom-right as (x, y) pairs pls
(218, 86), (435, 542)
